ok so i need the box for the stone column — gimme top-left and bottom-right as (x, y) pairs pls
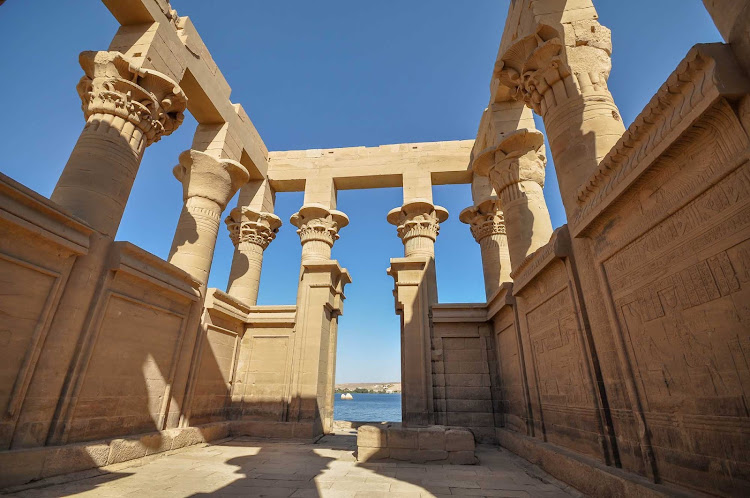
(387, 187), (448, 426)
(474, 130), (553, 271)
(496, 22), (626, 214)
(51, 51), (186, 236)
(387, 200), (449, 259)
(290, 204), (349, 263)
(225, 207), (281, 306)
(459, 198), (512, 299)
(168, 149), (249, 287)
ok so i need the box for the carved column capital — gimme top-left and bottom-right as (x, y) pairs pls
(173, 149), (250, 211)
(225, 207), (282, 250)
(459, 199), (506, 243)
(473, 130), (546, 196)
(76, 51), (187, 147)
(290, 204), (349, 247)
(495, 23), (614, 116)
(388, 200), (449, 258)
(290, 204), (349, 262)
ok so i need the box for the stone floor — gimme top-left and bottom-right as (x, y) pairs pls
(7, 434), (582, 497)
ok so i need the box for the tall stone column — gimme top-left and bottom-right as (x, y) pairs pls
(387, 199), (447, 427)
(51, 51), (186, 236)
(168, 149), (249, 287)
(496, 22), (626, 214)
(474, 130), (553, 271)
(224, 207), (281, 306)
(290, 204), (349, 263)
(459, 198), (512, 299)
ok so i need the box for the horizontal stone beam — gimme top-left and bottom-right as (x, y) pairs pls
(103, 0), (268, 178)
(267, 140), (474, 192)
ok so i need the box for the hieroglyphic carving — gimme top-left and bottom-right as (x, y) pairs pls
(604, 161), (750, 413)
(526, 288), (590, 408)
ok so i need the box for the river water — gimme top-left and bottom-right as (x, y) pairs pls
(333, 393), (401, 422)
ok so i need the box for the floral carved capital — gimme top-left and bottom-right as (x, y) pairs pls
(173, 150), (250, 210)
(459, 199), (506, 243)
(494, 23), (613, 115)
(387, 200), (449, 244)
(473, 129), (547, 195)
(76, 51), (187, 146)
(290, 204), (349, 248)
(225, 207), (282, 250)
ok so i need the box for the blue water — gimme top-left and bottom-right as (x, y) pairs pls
(334, 393), (402, 422)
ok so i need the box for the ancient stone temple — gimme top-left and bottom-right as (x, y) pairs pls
(0, 1), (749, 496)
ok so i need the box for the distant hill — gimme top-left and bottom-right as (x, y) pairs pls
(335, 382), (401, 393)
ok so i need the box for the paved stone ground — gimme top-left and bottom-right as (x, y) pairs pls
(7, 434), (582, 497)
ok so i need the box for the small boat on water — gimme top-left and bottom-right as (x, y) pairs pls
(340, 393), (354, 400)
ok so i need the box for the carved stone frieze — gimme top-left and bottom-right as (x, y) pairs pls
(225, 207), (282, 250)
(77, 51), (187, 147)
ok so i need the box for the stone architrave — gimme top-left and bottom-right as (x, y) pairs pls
(51, 51), (187, 236)
(459, 199), (512, 299)
(495, 22), (626, 214)
(225, 207), (282, 306)
(290, 204), (349, 263)
(387, 200), (449, 258)
(168, 150), (250, 287)
(473, 130), (553, 271)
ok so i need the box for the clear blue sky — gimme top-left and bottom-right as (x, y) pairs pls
(0, 1), (721, 383)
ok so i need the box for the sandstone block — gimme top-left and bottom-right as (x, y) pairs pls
(389, 448), (416, 461)
(418, 426), (446, 450)
(357, 446), (390, 462)
(140, 432), (172, 456)
(357, 424), (387, 448)
(199, 422), (230, 442)
(449, 450), (479, 465)
(414, 449), (448, 463)
(446, 429), (475, 452)
(107, 438), (148, 465)
(388, 427), (418, 449)
(170, 427), (205, 450)
(0, 448), (45, 487)
(41, 443), (109, 478)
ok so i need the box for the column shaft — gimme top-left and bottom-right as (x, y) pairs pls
(227, 243), (264, 306)
(168, 149), (250, 287)
(498, 181), (553, 271)
(169, 196), (222, 286)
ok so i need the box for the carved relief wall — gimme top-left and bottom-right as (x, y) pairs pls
(587, 97), (750, 493)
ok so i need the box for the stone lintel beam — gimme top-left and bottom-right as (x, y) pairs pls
(267, 140), (474, 193)
(387, 200), (449, 259)
(103, 0), (268, 177)
(473, 130), (553, 272)
(290, 204), (349, 263)
(168, 149), (249, 287)
(51, 50), (187, 237)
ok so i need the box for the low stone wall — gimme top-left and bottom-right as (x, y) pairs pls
(357, 424), (477, 465)
(496, 429), (700, 498)
(0, 422), (230, 489)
